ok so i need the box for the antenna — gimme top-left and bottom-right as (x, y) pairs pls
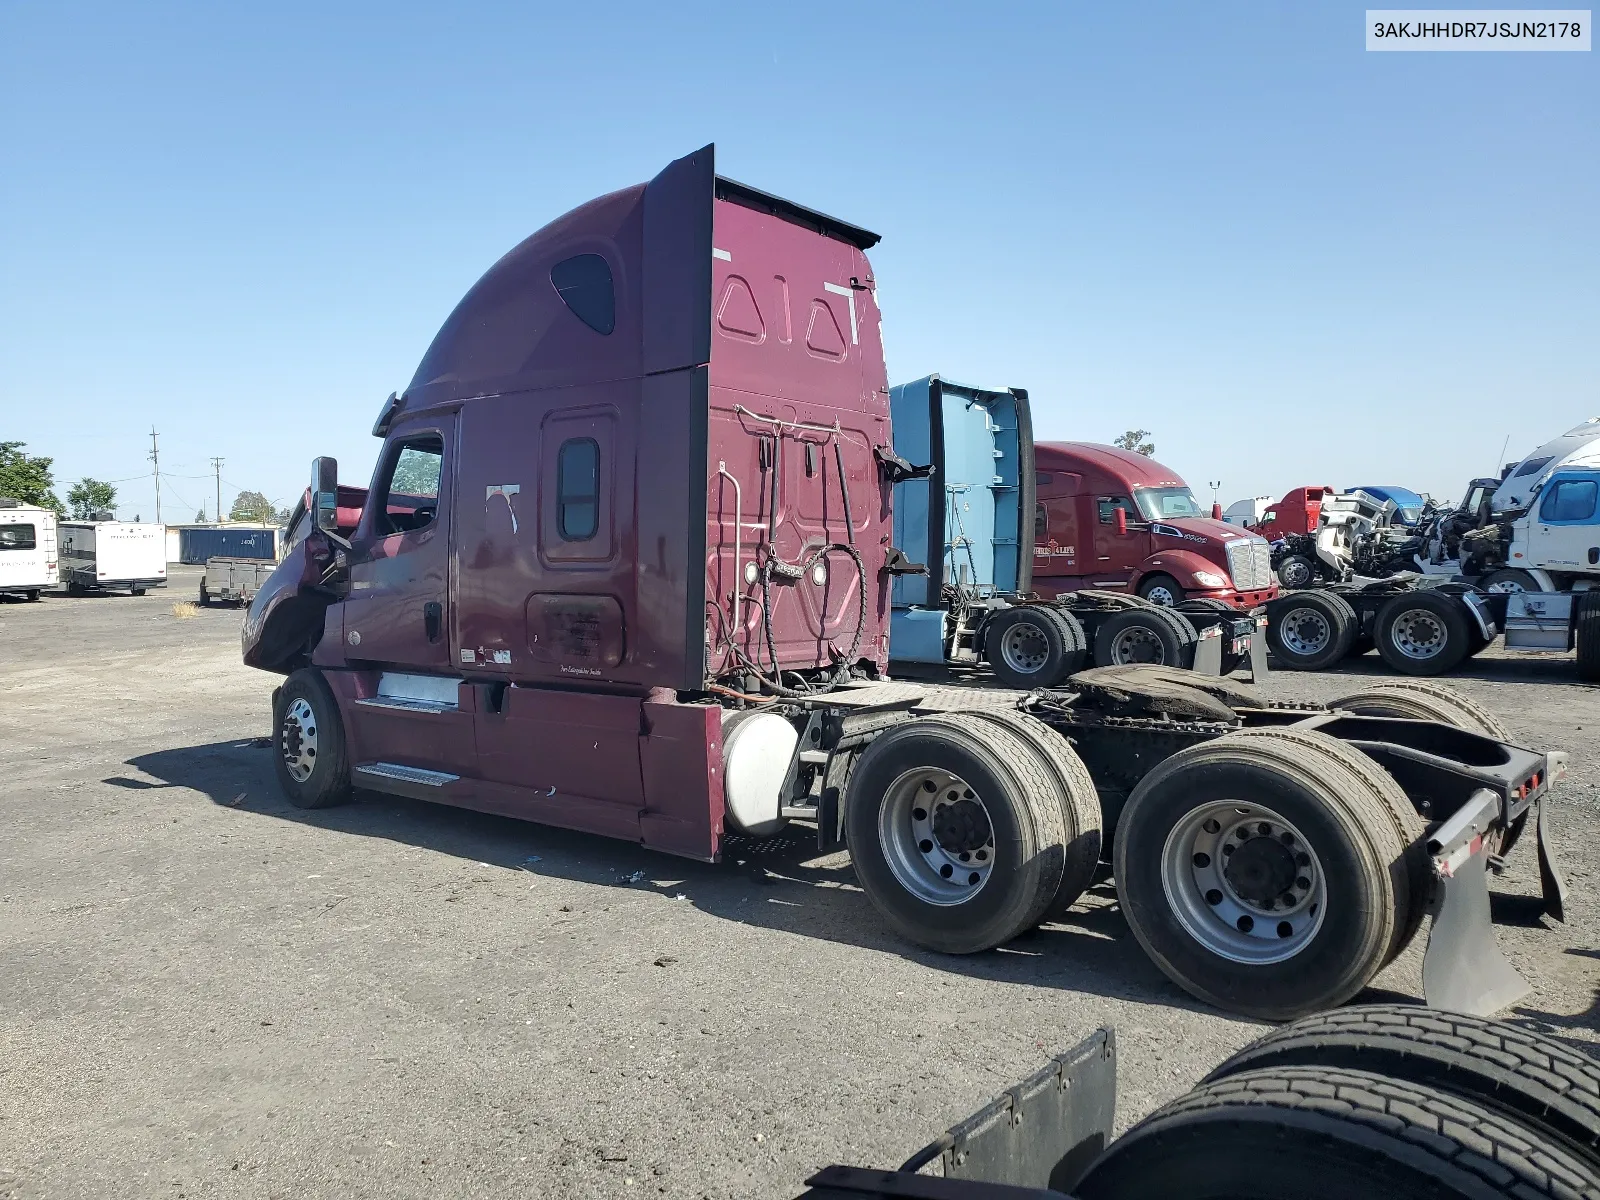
(211, 457), (225, 524)
(1494, 433), (1510, 476)
(148, 428), (161, 523)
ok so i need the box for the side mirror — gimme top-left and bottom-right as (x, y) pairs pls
(1114, 506), (1128, 537)
(312, 457), (339, 533)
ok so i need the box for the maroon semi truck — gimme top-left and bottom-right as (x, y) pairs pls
(242, 146), (1566, 1022)
(1033, 442), (1278, 610)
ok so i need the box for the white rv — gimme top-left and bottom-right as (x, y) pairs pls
(58, 520), (167, 595)
(0, 500), (59, 601)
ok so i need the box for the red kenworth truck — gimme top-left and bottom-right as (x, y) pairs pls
(242, 146), (1566, 1022)
(1032, 442), (1278, 610)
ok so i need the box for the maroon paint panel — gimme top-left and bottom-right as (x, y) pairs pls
(638, 691), (724, 861)
(703, 197), (892, 679)
(323, 670), (479, 779)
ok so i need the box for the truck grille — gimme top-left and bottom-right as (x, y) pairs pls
(1226, 538), (1273, 591)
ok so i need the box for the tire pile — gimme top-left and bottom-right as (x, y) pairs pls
(1075, 1005), (1600, 1200)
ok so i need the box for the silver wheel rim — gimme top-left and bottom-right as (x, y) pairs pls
(1391, 608), (1447, 660)
(1161, 801), (1327, 964)
(1145, 585), (1177, 607)
(1000, 620), (1051, 675)
(280, 696), (319, 783)
(1280, 607), (1331, 656)
(878, 767), (995, 905)
(1282, 560), (1312, 588)
(1111, 625), (1167, 665)
(1486, 577), (1527, 593)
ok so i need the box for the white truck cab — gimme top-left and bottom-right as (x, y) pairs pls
(1509, 468), (1600, 588)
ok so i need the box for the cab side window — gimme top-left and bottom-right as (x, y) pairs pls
(374, 436), (444, 535)
(557, 438), (600, 541)
(1034, 503), (1048, 539)
(1097, 497), (1132, 524)
(1540, 479), (1598, 523)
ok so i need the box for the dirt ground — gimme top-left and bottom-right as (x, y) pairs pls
(2, 567), (1596, 1200)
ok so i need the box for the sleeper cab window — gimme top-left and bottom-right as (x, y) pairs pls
(550, 254), (615, 335)
(557, 438), (600, 541)
(380, 437), (443, 534)
(1541, 478), (1598, 523)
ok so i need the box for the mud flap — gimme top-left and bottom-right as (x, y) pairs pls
(1422, 788), (1531, 1016)
(891, 1028), (1116, 1193)
(1537, 799), (1569, 924)
(1247, 617), (1268, 681)
(1192, 626), (1223, 676)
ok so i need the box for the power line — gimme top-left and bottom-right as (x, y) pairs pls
(148, 428), (161, 524)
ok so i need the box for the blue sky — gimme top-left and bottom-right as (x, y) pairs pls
(2, 2), (1594, 519)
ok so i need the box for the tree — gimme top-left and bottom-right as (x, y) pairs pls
(1114, 429), (1156, 457)
(230, 490), (276, 522)
(0, 442), (64, 512)
(67, 478), (117, 519)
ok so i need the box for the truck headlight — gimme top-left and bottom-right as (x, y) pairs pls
(1192, 570), (1228, 588)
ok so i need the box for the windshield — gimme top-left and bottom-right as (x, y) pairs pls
(1134, 487), (1204, 521)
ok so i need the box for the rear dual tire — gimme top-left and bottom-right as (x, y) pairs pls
(1112, 728), (1421, 1021)
(1093, 607), (1198, 669)
(1265, 590), (1355, 670)
(984, 605), (1088, 689)
(845, 712), (1100, 954)
(1374, 590), (1471, 676)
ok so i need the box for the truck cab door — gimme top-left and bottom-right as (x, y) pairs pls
(342, 423), (455, 672)
(1525, 472), (1600, 574)
(1090, 495), (1140, 588)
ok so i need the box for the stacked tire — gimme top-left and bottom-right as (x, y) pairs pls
(1071, 1004), (1600, 1200)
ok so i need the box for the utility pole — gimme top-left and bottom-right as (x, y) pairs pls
(211, 457), (225, 524)
(149, 428), (161, 523)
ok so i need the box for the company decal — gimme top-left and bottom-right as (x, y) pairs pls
(1034, 540), (1076, 562)
(1151, 522), (1209, 544)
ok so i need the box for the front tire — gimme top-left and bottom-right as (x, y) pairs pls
(844, 713), (1067, 954)
(1576, 591), (1600, 683)
(1480, 567), (1542, 593)
(1275, 553), (1316, 590)
(273, 668), (352, 809)
(1138, 573), (1184, 606)
(1113, 728), (1416, 1020)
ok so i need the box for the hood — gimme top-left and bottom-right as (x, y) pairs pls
(1148, 516), (1260, 546)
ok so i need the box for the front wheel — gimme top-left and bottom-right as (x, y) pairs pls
(1479, 567), (1542, 593)
(1138, 574), (1185, 606)
(25, 589), (40, 602)
(273, 668), (352, 809)
(1275, 554), (1316, 590)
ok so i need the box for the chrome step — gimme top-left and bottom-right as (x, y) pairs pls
(355, 695), (456, 714)
(353, 762), (459, 788)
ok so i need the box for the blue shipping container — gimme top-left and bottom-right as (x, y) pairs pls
(180, 526), (280, 564)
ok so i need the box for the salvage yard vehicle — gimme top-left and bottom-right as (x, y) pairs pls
(885, 375), (1264, 685)
(1267, 573), (1600, 680)
(58, 517), (166, 595)
(1031, 442), (1277, 610)
(242, 145), (1569, 1022)
(798, 1005), (1600, 1198)
(0, 498), (58, 601)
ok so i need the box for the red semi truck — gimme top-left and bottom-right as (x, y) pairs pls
(241, 146), (1566, 1021)
(1032, 442), (1278, 609)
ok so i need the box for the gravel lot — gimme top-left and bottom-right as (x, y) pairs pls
(2, 567), (1596, 1200)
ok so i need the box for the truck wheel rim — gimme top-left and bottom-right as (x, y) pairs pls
(1161, 801), (1326, 964)
(280, 697), (319, 783)
(1145, 584), (1177, 606)
(1000, 621), (1051, 675)
(1391, 609), (1447, 659)
(1280, 608), (1331, 655)
(879, 768), (995, 905)
(1486, 577), (1527, 593)
(1282, 560), (1312, 588)
(1111, 626), (1166, 664)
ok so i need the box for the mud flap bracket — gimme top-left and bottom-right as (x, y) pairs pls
(1422, 787), (1531, 1016)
